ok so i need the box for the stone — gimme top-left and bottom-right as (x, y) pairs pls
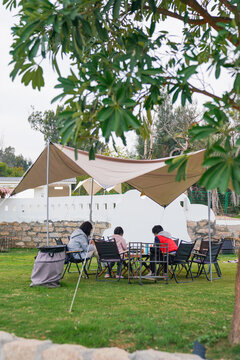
(130, 349), (202, 360)
(49, 233), (59, 238)
(187, 221), (197, 227)
(0, 331), (16, 345)
(28, 232), (37, 236)
(42, 344), (86, 360)
(22, 226), (31, 231)
(13, 227), (22, 231)
(3, 339), (45, 360)
(22, 237), (31, 242)
(33, 227), (42, 232)
(92, 347), (129, 360)
(15, 242), (24, 247)
(197, 228), (214, 235)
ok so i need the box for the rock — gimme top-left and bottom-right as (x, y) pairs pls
(130, 349), (202, 360)
(42, 344), (86, 360)
(92, 347), (129, 360)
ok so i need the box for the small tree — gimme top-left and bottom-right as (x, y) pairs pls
(135, 95), (203, 159)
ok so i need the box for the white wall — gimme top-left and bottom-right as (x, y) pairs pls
(103, 190), (192, 243)
(0, 194), (122, 222)
(0, 190), (215, 243)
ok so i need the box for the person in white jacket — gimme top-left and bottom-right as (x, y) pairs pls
(68, 221), (96, 260)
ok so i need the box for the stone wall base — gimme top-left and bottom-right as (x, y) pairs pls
(0, 219), (239, 249)
(187, 220), (240, 243)
(0, 221), (109, 248)
(0, 331), (201, 360)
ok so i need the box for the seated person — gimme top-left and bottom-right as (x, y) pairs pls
(105, 226), (127, 279)
(148, 225), (178, 276)
(68, 221), (97, 260)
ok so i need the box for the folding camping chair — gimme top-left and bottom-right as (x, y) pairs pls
(61, 245), (90, 279)
(94, 238), (127, 281)
(221, 237), (236, 254)
(190, 241), (223, 281)
(169, 241), (195, 283)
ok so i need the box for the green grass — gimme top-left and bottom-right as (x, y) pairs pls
(0, 249), (239, 359)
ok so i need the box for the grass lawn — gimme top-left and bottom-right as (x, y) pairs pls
(0, 249), (240, 359)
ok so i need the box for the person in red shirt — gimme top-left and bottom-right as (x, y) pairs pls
(147, 225), (178, 276)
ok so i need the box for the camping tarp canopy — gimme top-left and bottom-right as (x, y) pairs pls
(12, 143), (205, 206)
(74, 178), (122, 195)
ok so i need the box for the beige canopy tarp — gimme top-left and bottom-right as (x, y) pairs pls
(74, 178), (122, 195)
(13, 143), (205, 206)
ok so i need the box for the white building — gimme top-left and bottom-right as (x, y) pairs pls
(0, 177), (76, 198)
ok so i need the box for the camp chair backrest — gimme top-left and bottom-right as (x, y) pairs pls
(94, 239), (121, 262)
(205, 242), (223, 263)
(173, 238), (179, 246)
(55, 238), (64, 246)
(199, 240), (209, 254)
(174, 242), (194, 262)
(221, 238), (235, 253)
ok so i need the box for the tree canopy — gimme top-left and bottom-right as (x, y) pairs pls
(0, 146), (32, 171)
(3, 0), (240, 192)
(135, 95), (203, 159)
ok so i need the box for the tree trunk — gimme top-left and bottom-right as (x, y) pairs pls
(229, 246), (240, 345)
(144, 139), (148, 159)
(211, 189), (219, 215)
(148, 133), (153, 160)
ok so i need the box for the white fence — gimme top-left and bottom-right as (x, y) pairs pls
(0, 194), (123, 223)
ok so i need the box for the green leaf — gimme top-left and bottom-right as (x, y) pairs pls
(20, 21), (39, 42)
(103, 0), (114, 12)
(141, 68), (162, 76)
(172, 89), (180, 104)
(233, 73), (240, 94)
(189, 126), (216, 141)
(148, 0), (156, 13)
(211, 143), (226, 154)
(89, 145), (96, 160)
(101, 118), (112, 138)
(95, 20), (108, 41)
(202, 157), (223, 167)
(215, 65), (221, 79)
(28, 38), (40, 61)
(166, 155), (186, 172)
(175, 158), (188, 181)
(113, 0), (121, 19)
(124, 110), (140, 129)
(62, 122), (75, 144)
(97, 107), (114, 122)
(199, 163), (229, 191)
(102, 98), (114, 105)
(179, 65), (198, 81)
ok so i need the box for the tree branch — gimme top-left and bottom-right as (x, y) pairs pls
(179, 0), (222, 29)
(188, 84), (240, 111)
(154, 6), (232, 25)
(218, 0), (239, 14)
(178, 0), (239, 45)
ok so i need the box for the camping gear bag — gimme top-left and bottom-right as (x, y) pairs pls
(30, 245), (66, 288)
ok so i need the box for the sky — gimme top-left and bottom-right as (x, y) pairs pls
(0, 4), (234, 163)
(0, 5), (58, 162)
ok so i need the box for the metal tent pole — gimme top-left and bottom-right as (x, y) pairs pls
(69, 223), (96, 313)
(207, 190), (212, 282)
(89, 178), (94, 222)
(46, 139), (50, 247)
